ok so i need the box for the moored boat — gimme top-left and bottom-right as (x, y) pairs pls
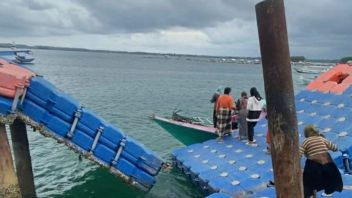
(0, 49), (35, 64)
(14, 54), (35, 63)
(152, 113), (217, 146)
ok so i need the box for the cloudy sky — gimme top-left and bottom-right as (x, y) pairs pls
(0, 0), (351, 59)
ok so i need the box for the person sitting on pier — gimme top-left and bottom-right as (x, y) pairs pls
(210, 86), (222, 128)
(216, 87), (234, 140)
(300, 124), (343, 198)
(246, 87), (263, 145)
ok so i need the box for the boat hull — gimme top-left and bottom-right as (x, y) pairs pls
(153, 115), (217, 146)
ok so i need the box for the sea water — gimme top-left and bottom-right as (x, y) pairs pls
(24, 49), (306, 198)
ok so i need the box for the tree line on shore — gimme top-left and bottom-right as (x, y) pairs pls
(291, 56), (352, 64)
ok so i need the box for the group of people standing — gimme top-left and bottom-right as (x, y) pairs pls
(210, 86), (265, 144)
(210, 86), (343, 197)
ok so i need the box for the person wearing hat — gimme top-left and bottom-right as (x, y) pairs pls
(300, 124), (343, 197)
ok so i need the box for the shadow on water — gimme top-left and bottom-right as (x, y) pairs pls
(53, 166), (204, 198)
(53, 168), (143, 198)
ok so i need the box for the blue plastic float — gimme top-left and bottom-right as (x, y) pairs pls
(174, 86), (352, 197)
(0, 75), (163, 191)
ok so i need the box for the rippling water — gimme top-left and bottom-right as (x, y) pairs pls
(22, 49), (306, 198)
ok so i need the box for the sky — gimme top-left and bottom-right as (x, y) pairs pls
(0, 0), (351, 59)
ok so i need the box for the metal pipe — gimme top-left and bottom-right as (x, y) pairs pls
(255, 0), (303, 197)
(10, 118), (36, 198)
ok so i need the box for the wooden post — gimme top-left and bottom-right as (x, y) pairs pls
(10, 118), (36, 198)
(255, 0), (303, 197)
(0, 123), (21, 198)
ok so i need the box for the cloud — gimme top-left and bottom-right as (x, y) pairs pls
(0, 0), (100, 36)
(0, 0), (351, 58)
(75, 0), (255, 33)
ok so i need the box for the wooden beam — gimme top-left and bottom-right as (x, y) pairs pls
(255, 0), (303, 197)
(0, 123), (21, 198)
(10, 118), (36, 198)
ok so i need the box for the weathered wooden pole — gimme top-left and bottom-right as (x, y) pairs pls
(0, 123), (21, 198)
(10, 118), (36, 198)
(255, 0), (303, 197)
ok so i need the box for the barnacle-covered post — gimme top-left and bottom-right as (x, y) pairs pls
(255, 0), (303, 197)
(0, 123), (21, 197)
(10, 118), (36, 197)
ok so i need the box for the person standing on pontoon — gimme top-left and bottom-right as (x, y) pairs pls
(216, 87), (235, 140)
(246, 87), (263, 145)
(236, 91), (248, 140)
(210, 86), (222, 128)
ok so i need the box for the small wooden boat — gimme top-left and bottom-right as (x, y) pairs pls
(152, 112), (217, 146)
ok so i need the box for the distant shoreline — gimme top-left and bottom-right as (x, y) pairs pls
(0, 43), (337, 63)
(0, 42), (252, 59)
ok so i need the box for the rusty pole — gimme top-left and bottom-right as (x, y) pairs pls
(0, 123), (21, 198)
(10, 118), (36, 198)
(255, 0), (303, 197)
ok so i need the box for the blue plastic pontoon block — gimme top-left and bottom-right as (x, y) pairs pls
(330, 94), (351, 106)
(121, 149), (161, 176)
(330, 124), (352, 137)
(207, 177), (245, 196)
(27, 77), (58, 102)
(206, 193), (233, 198)
(94, 143), (115, 165)
(45, 115), (71, 137)
(314, 92), (336, 105)
(315, 118), (338, 132)
(26, 77), (80, 122)
(344, 86), (352, 96)
(295, 90), (313, 101)
(77, 108), (104, 134)
(316, 105), (338, 117)
(304, 115), (324, 126)
(98, 136), (119, 151)
(71, 129), (94, 151)
(295, 101), (311, 112)
(239, 176), (266, 192)
(122, 137), (163, 175)
(47, 92), (79, 122)
(98, 124), (125, 150)
(115, 158), (156, 187)
(197, 169), (222, 185)
(25, 91), (47, 108)
(21, 99), (48, 123)
(334, 136), (352, 152)
(252, 187), (276, 198)
(0, 96), (12, 115)
(342, 174), (352, 186)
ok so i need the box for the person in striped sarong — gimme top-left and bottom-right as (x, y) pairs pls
(216, 87), (235, 140)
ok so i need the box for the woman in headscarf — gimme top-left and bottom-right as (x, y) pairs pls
(216, 87), (234, 140)
(236, 91), (248, 140)
(246, 87), (263, 145)
(300, 124), (343, 197)
(210, 86), (222, 128)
